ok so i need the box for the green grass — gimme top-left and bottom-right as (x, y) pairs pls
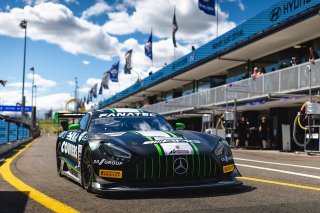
(39, 120), (61, 133)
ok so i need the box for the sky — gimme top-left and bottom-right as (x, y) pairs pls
(0, 0), (280, 115)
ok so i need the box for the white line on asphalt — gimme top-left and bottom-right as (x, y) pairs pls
(236, 163), (320, 180)
(234, 158), (320, 170)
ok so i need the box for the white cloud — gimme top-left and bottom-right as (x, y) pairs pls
(26, 73), (56, 88)
(82, 60), (90, 65)
(81, 0), (111, 20)
(226, 0), (246, 11)
(78, 78), (100, 94)
(103, 0), (236, 45)
(36, 93), (72, 110)
(0, 2), (120, 60)
(67, 80), (75, 86)
(4, 74), (56, 107)
(86, 78), (100, 86)
(6, 82), (32, 89)
(5, 4), (10, 11)
(64, 0), (79, 4)
(23, 0), (58, 6)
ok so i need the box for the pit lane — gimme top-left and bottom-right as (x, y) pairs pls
(0, 134), (319, 213)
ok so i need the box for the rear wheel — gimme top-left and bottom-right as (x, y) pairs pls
(81, 146), (93, 192)
(56, 141), (63, 177)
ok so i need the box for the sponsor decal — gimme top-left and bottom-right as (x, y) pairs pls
(143, 139), (201, 144)
(104, 132), (125, 137)
(61, 141), (77, 159)
(153, 136), (183, 140)
(65, 132), (79, 142)
(136, 131), (171, 138)
(223, 164), (235, 173)
(78, 132), (87, 141)
(93, 159), (123, 166)
(220, 155), (234, 162)
(161, 143), (194, 156)
(212, 29), (244, 50)
(99, 169), (122, 178)
(173, 157), (188, 174)
(270, 0), (312, 22)
(77, 145), (83, 167)
(189, 52), (196, 62)
(59, 131), (68, 138)
(99, 112), (156, 118)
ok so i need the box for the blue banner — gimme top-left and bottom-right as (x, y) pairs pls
(198, 0), (216, 16)
(144, 32), (153, 60)
(109, 61), (120, 82)
(0, 105), (32, 112)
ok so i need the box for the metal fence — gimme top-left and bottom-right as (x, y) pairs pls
(143, 59), (320, 115)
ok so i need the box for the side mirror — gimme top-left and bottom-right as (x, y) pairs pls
(175, 122), (185, 130)
(68, 124), (80, 130)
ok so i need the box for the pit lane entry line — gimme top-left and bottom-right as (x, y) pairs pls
(234, 158), (320, 170)
(0, 141), (80, 213)
(236, 163), (320, 180)
(238, 177), (320, 191)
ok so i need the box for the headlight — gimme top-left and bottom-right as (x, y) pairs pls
(102, 143), (132, 160)
(214, 139), (230, 157)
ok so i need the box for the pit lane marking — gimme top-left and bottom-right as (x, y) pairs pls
(236, 163), (320, 180)
(0, 141), (79, 213)
(234, 158), (320, 170)
(238, 177), (320, 191)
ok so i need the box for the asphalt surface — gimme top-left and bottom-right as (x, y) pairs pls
(1, 133), (320, 213)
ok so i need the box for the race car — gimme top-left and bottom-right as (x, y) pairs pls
(56, 108), (242, 194)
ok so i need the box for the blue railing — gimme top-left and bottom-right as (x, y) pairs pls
(0, 118), (30, 144)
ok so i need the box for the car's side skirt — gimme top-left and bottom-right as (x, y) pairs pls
(60, 158), (81, 184)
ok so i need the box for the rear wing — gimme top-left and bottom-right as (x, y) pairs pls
(54, 112), (85, 131)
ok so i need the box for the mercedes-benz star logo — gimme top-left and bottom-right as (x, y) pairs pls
(270, 7), (282, 22)
(173, 157), (188, 175)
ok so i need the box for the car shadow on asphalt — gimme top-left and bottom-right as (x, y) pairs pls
(0, 191), (30, 213)
(96, 185), (256, 200)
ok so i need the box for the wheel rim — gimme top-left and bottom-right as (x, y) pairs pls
(56, 142), (62, 172)
(82, 147), (93, 189)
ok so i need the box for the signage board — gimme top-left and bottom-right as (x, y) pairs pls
(0, 105), (32, 112)
(227, 83), (251, 93)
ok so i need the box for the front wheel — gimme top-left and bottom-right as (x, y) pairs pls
(81, 146), (93, 192)
(56, 141), (63, 177)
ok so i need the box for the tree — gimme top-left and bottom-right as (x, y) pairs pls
(45, 109), (53, 120)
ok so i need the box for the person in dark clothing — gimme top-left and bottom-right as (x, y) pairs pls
(309, 47), (319, 64)
(236, 116), (249, 148)
(60, 120), (69, 131)
(259, 116), (269, 149)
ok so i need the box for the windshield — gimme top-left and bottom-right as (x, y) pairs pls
(88, 116), (173, 132)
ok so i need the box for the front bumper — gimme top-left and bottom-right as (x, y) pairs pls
(91, 177), (242, 194)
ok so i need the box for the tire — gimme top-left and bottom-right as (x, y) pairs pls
(81, 146), (93, 192)
(56, 141), (63, 177)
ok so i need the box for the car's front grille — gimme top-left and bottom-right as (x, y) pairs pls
(125, 155), (220, 183)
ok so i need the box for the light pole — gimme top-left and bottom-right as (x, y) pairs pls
(19, 20), (27, 121)
(30, 67), (35, 136)
(30, 67), (35, 106)
(15, 102), (21, 140)
(34, 85), (37, 107)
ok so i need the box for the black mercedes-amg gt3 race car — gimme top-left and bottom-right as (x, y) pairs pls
(56, 108), (242, 194)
